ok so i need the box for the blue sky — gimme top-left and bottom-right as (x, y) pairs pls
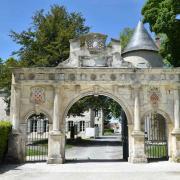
(0, 0), (146, 60)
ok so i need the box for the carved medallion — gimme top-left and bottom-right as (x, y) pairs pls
(91, 74), (97, 81)
(85, 33), (107, 53)
(69, 74), (75, 81)
(30, 87), (45, 105)
(29, 73), (35, 80)
(110, 74), (116, 81)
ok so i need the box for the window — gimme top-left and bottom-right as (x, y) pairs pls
(30, 119), (37, 132)
(95, 109), (99, 117)
(68, 121), (74, 131)
(28, 113), (49, 133)
(79, 121), (85, 131)
(43, 120), (48, 132)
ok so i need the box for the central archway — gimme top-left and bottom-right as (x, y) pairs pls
(62, 93), (131, 162)
(63, 91), (132, 125)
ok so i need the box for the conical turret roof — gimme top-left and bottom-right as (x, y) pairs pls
(123, 21), (158, 54)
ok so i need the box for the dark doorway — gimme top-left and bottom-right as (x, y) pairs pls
(121, 111), (129, 160)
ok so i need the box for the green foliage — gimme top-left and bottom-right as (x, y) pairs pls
(0, 121), (12, 162)
(104, 128), (114, 135)
(0, 58), (22, 113)
(119, 28), (134, 51)
(142, 0), (180, 67)
(10, 5), (89, 67)
(0, 5), (89, 112)
(26, 148), (46, 156)
(146, 145), (167, 158)
(68, 95), (122, 122)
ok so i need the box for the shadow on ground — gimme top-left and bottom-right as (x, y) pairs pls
(66, 138), (122, 147)
(0, 163), (24, 174)
(65, 159), (126, 164)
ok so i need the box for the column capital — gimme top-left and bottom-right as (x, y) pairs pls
(172, 129), (180, 136)
(173, 85), (180, 90)
(131, 83), (142, 90)
(53, 85), (61, 94)
(13, 84), (21, 91)
(49, 130), (62, 136)
(131, 130), (144, 137)
(53, 84), (61, 89)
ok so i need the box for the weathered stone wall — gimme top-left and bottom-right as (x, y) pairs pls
(9, 67), (180, 163)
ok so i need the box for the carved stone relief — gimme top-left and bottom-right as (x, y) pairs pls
(148, 87), (161, 107)
(30, 87), (45, 105)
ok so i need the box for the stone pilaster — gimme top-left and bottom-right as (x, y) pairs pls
(52, 86), (60, 131)
(129, 131), (147, 163)
(7, 85), (25, 163)
(100, 109), (104, 136)
(6, 131), (25, 163)
(133, 87), (141, 132)
(47, 85), (65, 164)
(47, 131), (65, 164)
(171, 88), (180, 162)
(129, 85), (147, 163)
(172, 89), (180, 132)
(12, 85), (21, 131)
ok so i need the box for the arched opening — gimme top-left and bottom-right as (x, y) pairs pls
(64, 95), (129, 162)
(26, 113), (49, 162)
(142, 112), (168, 161)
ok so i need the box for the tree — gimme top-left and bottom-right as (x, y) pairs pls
(10, 5), (89, 67)
(1, 5), (89, 112)
(119, 28), (134, 51)
(68, 95), (123, 123)
(142, 0), (180, 67)
(0, 58), (21, 113)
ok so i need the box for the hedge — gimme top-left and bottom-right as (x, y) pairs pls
(104, 128), (114, 134)
(0, 121), (12, 162)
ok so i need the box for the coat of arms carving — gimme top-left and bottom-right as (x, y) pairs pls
(148, 87), (161, 107)
(30, 87), (45, 105)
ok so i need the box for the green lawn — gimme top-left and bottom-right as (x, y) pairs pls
(146, 145), (167, 158)
(65, 144), (73, 149)
(26, 148), (47, 156)
(26, 141), (73, 156)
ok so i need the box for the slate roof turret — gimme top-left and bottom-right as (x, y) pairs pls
(122, 21), (158, 54)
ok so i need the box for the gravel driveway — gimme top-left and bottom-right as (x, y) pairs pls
(65, 135), (123, 161)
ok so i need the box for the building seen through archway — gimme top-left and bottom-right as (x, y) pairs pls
(64, 95), (129, 162)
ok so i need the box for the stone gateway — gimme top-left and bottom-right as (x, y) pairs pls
(8, 21), (180, 164)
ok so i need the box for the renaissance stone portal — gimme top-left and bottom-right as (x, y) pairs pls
(8, 22), (180, 164)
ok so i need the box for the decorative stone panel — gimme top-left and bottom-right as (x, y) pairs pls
(148, 87), (161, 107)
(30, 87), (45, 105)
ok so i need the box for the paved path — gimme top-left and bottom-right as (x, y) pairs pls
(66, 135), (123, 160)
(1, 161), (180, 180)
(1, 136), (180, 180)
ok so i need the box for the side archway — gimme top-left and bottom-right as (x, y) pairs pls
(25, 111), (50, 162)
(141, 109), (172, 161)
